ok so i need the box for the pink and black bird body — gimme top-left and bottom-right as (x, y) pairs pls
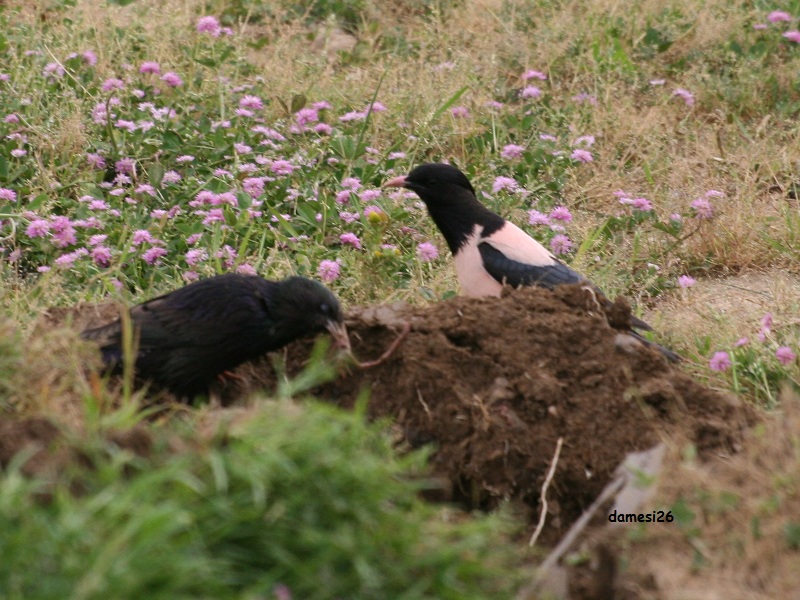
(385, 162), (679, 361)
(81, 274), (348, 398)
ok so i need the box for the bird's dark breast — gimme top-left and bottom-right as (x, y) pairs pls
(426, 209), (474, 254)
(478, 243), (584, 289)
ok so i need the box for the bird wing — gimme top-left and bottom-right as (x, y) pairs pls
(80, 275), (290, 397)
(478, 242), (583, 288)
(477, 221), (584, 289)
(81, 318), (124, 345)
(130, 297), (210, 350)
(80, 276), (277, 355)
(130, 278), (276, 351)
(134, 277), (280, 396)
(478, 222), (654, 332)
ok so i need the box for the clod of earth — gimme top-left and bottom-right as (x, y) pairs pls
(228, 284), (755, 540)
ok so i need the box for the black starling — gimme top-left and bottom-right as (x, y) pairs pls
(81, 273), (348, 398)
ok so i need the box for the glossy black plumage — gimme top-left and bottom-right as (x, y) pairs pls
(386, 163), (679, 361)
(478, 243), (584, 289)
(81, 274), (346, 398)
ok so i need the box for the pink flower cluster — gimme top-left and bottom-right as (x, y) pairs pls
(318, 259), (340, 282)
(417, 242), (439, 262)
(615, 190), (653, 211)
(711, 312), (798, 373)
(691, 190), (723, 219)
(197, 16), (233, 37)
(754, 11), (800, 41)
(525, 206), (576, 254)
(492, 176), (520, 194)
(672, 88), (695, 106)
(339, 101), (387, 123)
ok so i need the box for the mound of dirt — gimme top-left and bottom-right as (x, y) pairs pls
(229, 285), (754, 538)
(45, 284), (754, 539)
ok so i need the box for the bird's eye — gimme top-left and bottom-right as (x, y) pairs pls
(319, 303), (330, 315)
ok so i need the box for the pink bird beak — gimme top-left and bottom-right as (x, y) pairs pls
(382, 175), (407, 188)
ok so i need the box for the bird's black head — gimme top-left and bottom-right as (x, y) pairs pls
(272, 277), (348, 349)
(384, 163), (476, 205)
(384, 163), (503, 253)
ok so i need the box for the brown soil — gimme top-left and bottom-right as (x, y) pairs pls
(22, 284), (754, 542)
(0, 413), (152, 484)
(227, 285), (755, 539)
(0, 416), (66, 478)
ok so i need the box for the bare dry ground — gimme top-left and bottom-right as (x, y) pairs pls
(649, 269), (800, 346)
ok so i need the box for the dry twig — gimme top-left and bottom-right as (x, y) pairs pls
(354, 322), (412, 369)
(529, 437), (564, 547)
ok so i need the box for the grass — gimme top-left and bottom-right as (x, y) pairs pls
(1, 0), (800, 596)
(0, 400), (521, 599)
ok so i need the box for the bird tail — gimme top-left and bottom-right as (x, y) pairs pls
(630, 315), (653, 332)
(631, 330), (681, 362)
(81, 322), (123, 367)
(81, 321), (121, 343)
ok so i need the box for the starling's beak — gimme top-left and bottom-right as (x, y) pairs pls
(326, 320), (351, 353)
(382, 175), (407, 188)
